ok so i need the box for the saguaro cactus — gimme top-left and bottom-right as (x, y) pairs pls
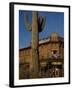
(24, 11), (46, 78)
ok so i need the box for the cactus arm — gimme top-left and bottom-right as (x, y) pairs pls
(41, 16), (46, 31)
(24, 13), (32, 31)
(38, 16), (46, 32)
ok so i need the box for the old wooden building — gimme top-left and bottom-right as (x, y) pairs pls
(19, 32), (64, 79)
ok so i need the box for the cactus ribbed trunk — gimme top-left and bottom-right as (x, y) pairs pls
(30, 11), (39, 78)
(24, 11), (46, 78)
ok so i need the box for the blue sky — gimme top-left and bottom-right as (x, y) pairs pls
(19, 10), (64, 49)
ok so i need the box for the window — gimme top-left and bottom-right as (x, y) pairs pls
(53, 50), (57, 54)
(52, 50), (57, 54)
